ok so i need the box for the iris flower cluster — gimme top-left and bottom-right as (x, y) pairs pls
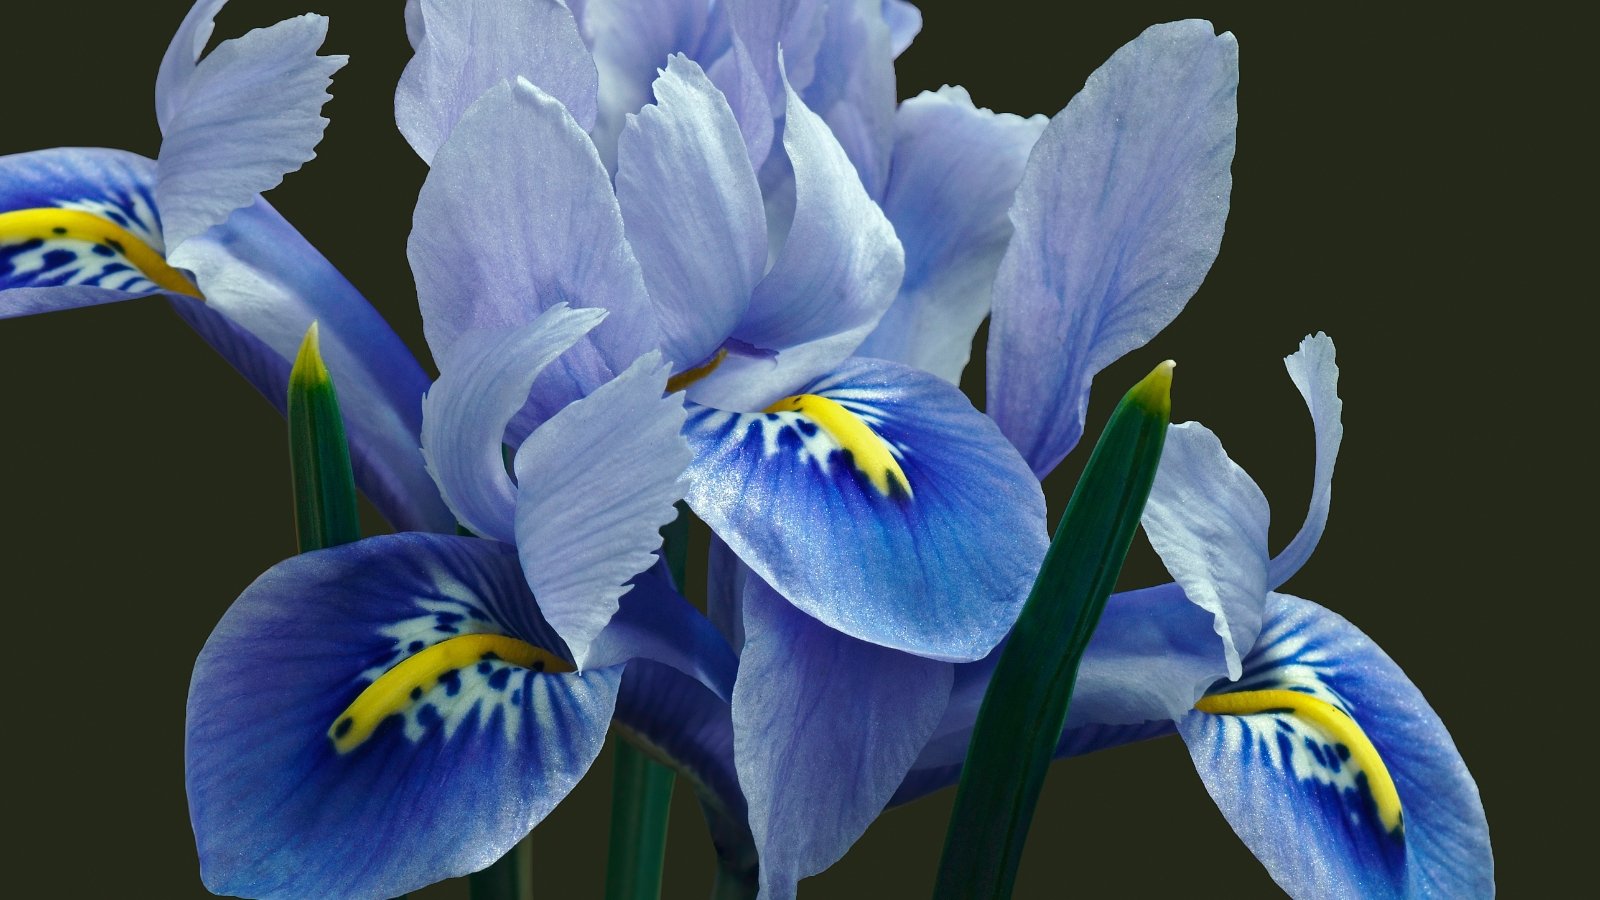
(1, 1), (1491, 898)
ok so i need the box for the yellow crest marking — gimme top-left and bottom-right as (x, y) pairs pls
(328, 633), (572, 754)
(1196, 688), (1403, 833)
(764, 393), (911, 499)
(0, 207), (201, 298)
(666, 347), (729, 393)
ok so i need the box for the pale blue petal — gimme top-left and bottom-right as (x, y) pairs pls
(683, 358), (1047, 661)
(154, 0), (230, 129)
(704, 30), (776, 173)
(1142, 420), (1270, 680)
(987, 20), (1238, 477)
(420, 305), (607, 543)
(397, 0), (598, 164)
(856, 86), (1047, 382)
(513, 352), (691, 668)
(173, 198), (454, 533)
(1180, 593), (1492, 899)
(409, 77), (661, 420)
(1269, 332), (1345, 588)
(735, 577), (952, 899)
(616, 55), (765, 370)
(694, 75), (903, 411)
(576, 0), (710, 170)
(586, 562), (738, 703)
(187, 534), (620, 899)
(724, 0), (827, 105)
(156, 13), (345, 248)
(801, 0), (896, 198)
(881, 0), (922, 57)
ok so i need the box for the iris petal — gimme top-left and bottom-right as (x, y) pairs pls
(155, 12), (344, 248)
(421, 305), (607, 542)
(398, 0), (599, 164)
(576, 0), (711, 170)
(1269, 333), (1344, 588)
(683, 358), (1047, 661)
(856, 86), (1047, 383)
(734, 576), (952, 899)
(512, 351), (691, 667)
(616, 55), (766, 371)
(410, 76), (661, 421)
(1179, 593), (1492, 899)
(187, 534), (620, 899)
(987, 20), (1239, 477)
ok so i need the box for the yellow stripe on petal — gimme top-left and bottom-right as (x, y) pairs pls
(764, 393), (912, 499)
(0, 207), (201, 298)
(1196, 688), (1403, 834)
(328, 633), (572, 754)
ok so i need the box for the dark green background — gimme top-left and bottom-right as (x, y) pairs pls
(1, 1), (1563, 896)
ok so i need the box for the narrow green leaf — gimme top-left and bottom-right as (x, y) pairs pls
(606, 735), (677, 900)
(933, 361), (1175, 900)
(469, 838), (532, 900)
(288, 322), (360, 553)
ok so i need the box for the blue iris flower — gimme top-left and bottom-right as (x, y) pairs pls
(0, 0), (452, 533)
(900, 334), (1493, 898)
(184, 303), (745, 897)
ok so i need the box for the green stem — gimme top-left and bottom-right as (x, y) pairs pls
(469, 838), (532, 900)
(606, 736), (676, 899)
(932, 362), (1174, 900)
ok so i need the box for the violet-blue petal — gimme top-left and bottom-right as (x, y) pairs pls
(704, 29), (776, 173)
(1180, 593), (1492, 899)
(420, 305), (607, 543)
(409, 77), (660, 416)
(174, 198), (454, 533)
(513, 352), (691, 668)
(155, 13), (344, 248)
(694, 76), (903, 411)
(397, 0), (598, 164)
(987, 20), (1238, 477)
(735, 576), (952, 898)
(1, 147), (450, 532)
(586, 563), (738, 703)
(856, 86), (1047, 382)
(1, 148), (170, 311)
(1142, 420), (1270, 680)
(187, 533), (620, 899)
(683, 358), (1047, 661)
(1268, 332), (1344, 588)
(705, 534), (747, 652)
(616, 55), (765, 370)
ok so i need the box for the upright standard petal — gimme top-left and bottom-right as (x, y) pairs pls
(420, 305), (607, 543)
(880, 0), (922, 57)
(855, 86), (1048, 383)
(1142, 420), (1270, 680)
(694, 76), (904, 411)
(187, 534), (621, 899)
(616, 56), (766, 371)
(397, 0), (599, 164)
(513, 352), (691, 668)
(801, 0), (897, 199)
(723, 0), (827, 107)
(735, 577), (952, 899)
(576, 0), (710, 169)
(1269, 332), (1344, 587)
(988, 20), (1238, 477)
(154, 0), (231, 128)
(155, 13), (345, 248)
(1180, 593), (1492, 899)
(683, 358), (1048, 661)
(409, 77), (660, 419)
